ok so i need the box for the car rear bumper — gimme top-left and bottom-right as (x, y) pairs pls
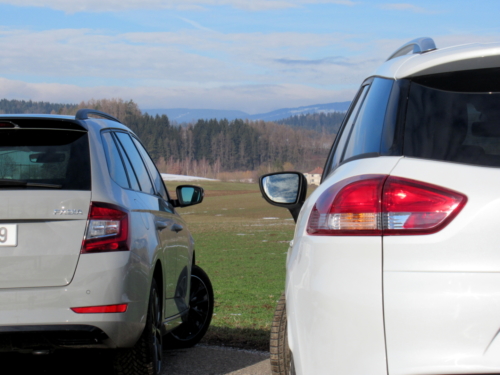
(286, 235), (387, 375)
(0, 252), (149, 349)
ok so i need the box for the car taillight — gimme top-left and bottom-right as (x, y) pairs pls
(71, 304), (128, 313)
(81, 202), (129, 253)
(307, 175), (467, 236)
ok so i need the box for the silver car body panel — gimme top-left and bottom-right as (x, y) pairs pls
(0, 191), (90, 288)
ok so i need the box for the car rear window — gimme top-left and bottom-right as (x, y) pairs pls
(0, 129), (91, 190)
(405, 68), (500, 167)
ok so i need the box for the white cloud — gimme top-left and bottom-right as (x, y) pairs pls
(0, 0), (356, 12)
(0, 77), (355, 114)
(0, 27), (378, 88)
(378, 3), (431, 13)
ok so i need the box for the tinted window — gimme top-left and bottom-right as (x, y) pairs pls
(132, 137), (168, 200)
(113, 133), (141, 191)
(405, 69), (500, 167)
(101, 132), (129, 189)
(343, 78), (394, 161)
(329, 85), (370, 171)
(0, 129), (90, 190)
(115, 132), (155, 195)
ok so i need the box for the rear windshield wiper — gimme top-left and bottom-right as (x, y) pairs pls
(0, 179), (62, 189)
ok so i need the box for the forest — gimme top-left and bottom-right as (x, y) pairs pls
(276, 111), (344, 134)
(0, 98), (338, 179)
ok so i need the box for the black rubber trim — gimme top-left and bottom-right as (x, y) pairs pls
(0, 325), (103, 333)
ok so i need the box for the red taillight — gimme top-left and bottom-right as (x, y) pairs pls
(307, 175), (467, 236)
(0, 122), (16, 128)
(81, 202), (129, 253)
(71, 304), (128, 314)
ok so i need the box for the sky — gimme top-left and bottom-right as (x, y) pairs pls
(0, 0), (499, 114)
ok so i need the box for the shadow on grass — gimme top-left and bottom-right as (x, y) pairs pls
(200, 325), (271, 351)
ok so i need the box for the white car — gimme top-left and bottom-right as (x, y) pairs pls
(260, 38), (500, 375)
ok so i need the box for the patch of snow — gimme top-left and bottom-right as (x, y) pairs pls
(161, 173), (218, 181)
(262, 217), (279, 220)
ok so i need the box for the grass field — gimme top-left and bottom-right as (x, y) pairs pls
(164, 179), (298, 350)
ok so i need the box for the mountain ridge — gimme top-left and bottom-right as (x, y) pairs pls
(143, 101), (351, 123)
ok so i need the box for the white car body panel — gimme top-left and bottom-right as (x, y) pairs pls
(384, 157), (500, 374)
(287, 157), (402, 375)
(372, 42), (500, 80)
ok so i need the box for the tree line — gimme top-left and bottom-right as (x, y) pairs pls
(276, 111), (345, 134)
(0, 98), (335, 177)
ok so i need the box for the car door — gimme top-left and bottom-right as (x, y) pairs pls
(113, 132), (192, 318)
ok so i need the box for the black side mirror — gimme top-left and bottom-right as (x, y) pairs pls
(259, 172), (307, 222)
(173, 185), (204, 208)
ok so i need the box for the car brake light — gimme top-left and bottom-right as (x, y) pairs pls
(71, 304), (128, 313)
(307, 175), (466, 236)
(81, 202), (129, 253)
(0, 122), (17, 128)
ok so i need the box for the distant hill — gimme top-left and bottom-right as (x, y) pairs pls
(248, 102), (351, 122)
(276, 111), (345, 134)
(144, 108), (249, 123)
(143, 101), (351, 123)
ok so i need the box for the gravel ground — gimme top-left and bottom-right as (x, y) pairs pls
(0, 345), (271, 375)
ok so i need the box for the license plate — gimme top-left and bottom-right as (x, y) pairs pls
(0, 225), (17, 247)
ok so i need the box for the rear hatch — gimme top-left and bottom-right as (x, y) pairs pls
(0, 119), (91, 288)
(383, 68), (500, 373)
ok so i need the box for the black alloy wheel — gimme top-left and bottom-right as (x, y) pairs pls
(165, 265), (214, 348)
(150, 284), (163, 374)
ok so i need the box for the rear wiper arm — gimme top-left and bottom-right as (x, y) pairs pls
(0, 179), (62, 189)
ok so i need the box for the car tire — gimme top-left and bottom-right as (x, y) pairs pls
(165, 265), (214, 349)
(113, 279), (163, 375)
(270, 292), (294, 375)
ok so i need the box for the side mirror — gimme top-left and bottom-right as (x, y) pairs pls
(259, 172), (307, 222)
(173, 185), (204, 208)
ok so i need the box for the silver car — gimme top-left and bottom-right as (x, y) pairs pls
(0, 109), (213, 374)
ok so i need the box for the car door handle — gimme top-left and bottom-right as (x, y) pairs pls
(155, 221), (168, 230)
(171, 223), (184, 233)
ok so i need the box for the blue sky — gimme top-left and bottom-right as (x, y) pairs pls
(0, 0), (498, 113)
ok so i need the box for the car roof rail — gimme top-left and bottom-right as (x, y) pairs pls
(386, 37), (437, 61)
(75, 109), (122, 124)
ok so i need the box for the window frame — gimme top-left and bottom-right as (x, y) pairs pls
(321, 79), (373, 182)
(130, 134), (171, 201)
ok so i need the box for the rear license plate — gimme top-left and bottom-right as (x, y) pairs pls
(0, 225), (17, 247)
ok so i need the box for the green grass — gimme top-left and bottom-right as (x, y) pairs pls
(165, 180), (296, 350)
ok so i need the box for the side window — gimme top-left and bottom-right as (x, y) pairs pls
(132, 137), (169, 200)
(329, 85), (370, 172)
(342, 78), (394, 162)
(114, 132), (155, 195)
(101, 132), (129, 189)
(114, 133), (141, 191)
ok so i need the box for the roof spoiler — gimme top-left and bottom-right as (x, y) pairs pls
(75, 109), (121, 124)
(387, 37), (437, 61)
